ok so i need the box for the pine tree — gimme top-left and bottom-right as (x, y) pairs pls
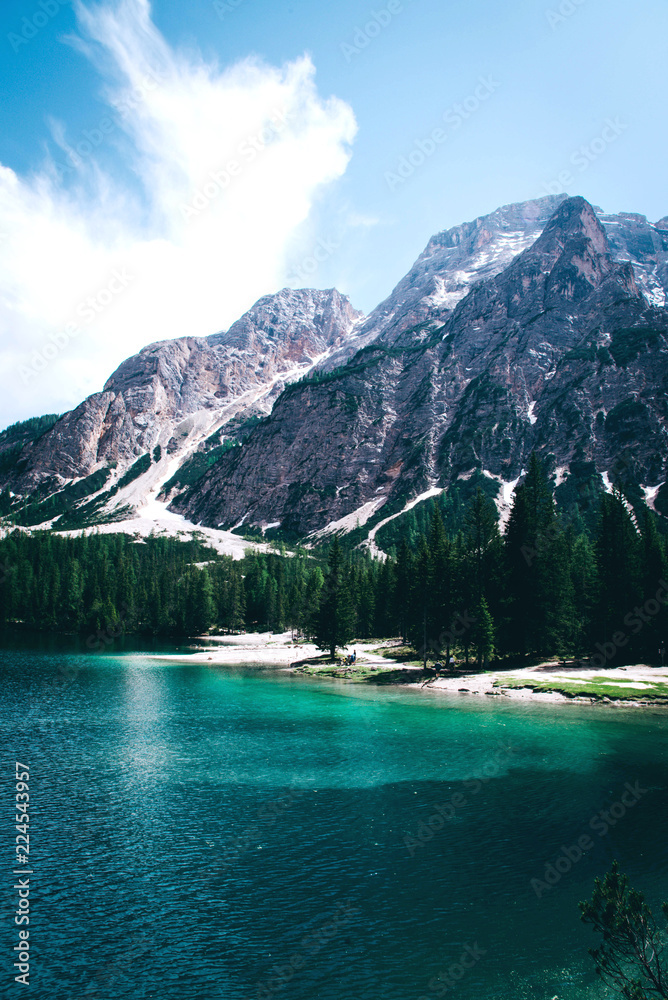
(504, 453), (571, 658)
(270, 557), (286, 633)
(580, 862), (668, 999)
(229, 571), (246, 633)
(394, 540), (414, 643)
(593, 491), (642, 664)
(315, 538), (356, 659)
(463, 488), (504, 656)
(569, 530), (597, 658)
(355, 565), (376, 639)
(188, 568), (215, 636)
(302, 565), (325, 639)
(373, 557), (395, 639)
(407, 537), (431, 661)
(640, 509), (668, 663)
(426, 507), (456, 662)
(464, 488), (501, 605)
(471, 596), (495, 668)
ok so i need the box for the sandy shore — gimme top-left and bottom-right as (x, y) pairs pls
(155, 633), (394, 668)
(153, 633), (668, 706)
(419, 663), (668, 705)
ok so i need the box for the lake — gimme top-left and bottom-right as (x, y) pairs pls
(2, 636), (667, 999)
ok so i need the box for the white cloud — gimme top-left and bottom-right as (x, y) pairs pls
(0, 0), (357, 428)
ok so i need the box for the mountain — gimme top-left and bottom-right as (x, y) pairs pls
(0, 288), (361, 527)
(173, 197), (668, 536)
(1, 195), (667, 542)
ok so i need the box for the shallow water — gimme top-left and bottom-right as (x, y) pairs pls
(1, 638), (667, 999)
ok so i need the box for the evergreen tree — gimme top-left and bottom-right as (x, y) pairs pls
(640, 509), (668, 663)
(580, 862), (668, 999)
(593, 491), (642, 664)
(302, 565), (325, 639)
(568, 529), (597, 657)
(315, 538), (356, 659)
(504, 453), (571, 658)
(354, 564), (376, 639)
(0, 483), (664, 664)
(188, 568), (215, 635)
(394, 540), (414, 643)
(425, 506), (453, 657)
(464, 488), (501, 605)
(471, 596), (495, 668)
(270, 557), (286, 632)
(373, 557), (395, 639)
(407, 537), (431, 661)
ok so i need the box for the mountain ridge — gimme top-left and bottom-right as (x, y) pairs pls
(1, 194), (667, 544)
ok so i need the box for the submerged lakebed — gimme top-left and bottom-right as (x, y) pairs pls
(2, 636), (668, 999)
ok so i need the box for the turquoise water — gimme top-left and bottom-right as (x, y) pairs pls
(1, 638), (667, 999)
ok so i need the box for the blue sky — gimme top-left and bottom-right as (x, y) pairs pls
(0, 0), (666, 428)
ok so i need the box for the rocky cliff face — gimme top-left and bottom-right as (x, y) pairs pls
(435, 198), (668, 481)
(175, 197), (668, 535)
(2, 288), (362, 495)
(597, 210), (668, 307)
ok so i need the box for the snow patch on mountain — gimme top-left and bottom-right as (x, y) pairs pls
(481, 471), (521, 530)
(643, 484), (662, 510)
(363, 487), (445, 557)
(56, 508), (267, 560)
(312, 497), (388, 540)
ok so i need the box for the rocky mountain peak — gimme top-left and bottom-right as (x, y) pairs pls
(319, 195), (572, 365)
(3, 287), (363, 498)
(497, 195), (622, 309)
(213, 287), (362, 357)
(421, 193), (569, 258)
(448, 197), (621, 342)
(535, 195), (610, 257)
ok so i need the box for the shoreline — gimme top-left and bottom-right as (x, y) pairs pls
(153, 633), (668, 707)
